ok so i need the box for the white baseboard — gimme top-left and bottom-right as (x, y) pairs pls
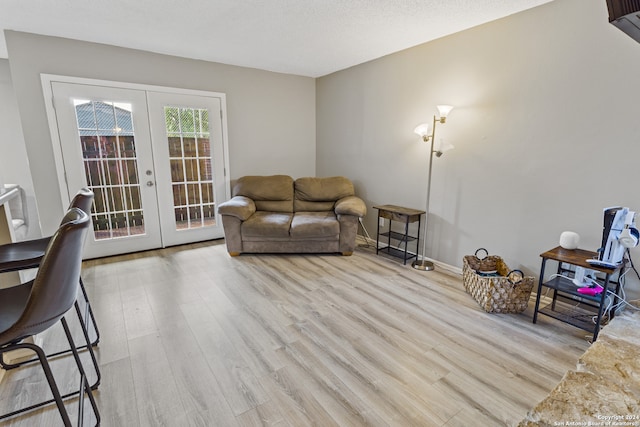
(356, 234), (462, 277)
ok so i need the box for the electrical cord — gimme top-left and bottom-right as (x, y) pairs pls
(357, 217), (374, 248)
(609, 277), (639, 312)
(626, 248), (640, 280)
(613, 252), (640, 311)
(548, 273), (575, 282)
(592, 293), (614, 325)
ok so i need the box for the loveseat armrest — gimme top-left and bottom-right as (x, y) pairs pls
(335, 196), (366, 217)
(218, 196), (256, 221)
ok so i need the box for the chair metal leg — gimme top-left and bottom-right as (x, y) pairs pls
(60, 316), (100, 426)
(79, 277), (100, 346)
(0, 301), (101, 390)
(0, 301), (101, 424)
(73, 300), (101, 389)
(0, 342), (73, 426)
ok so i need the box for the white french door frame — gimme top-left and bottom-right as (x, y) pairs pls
(41, 74), (231, 254)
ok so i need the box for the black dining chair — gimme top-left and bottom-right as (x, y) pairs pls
(0, 208), (100, 426)
(0, 188), (100, 372)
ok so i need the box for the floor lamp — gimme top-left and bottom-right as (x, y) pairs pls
(411, 105), (454, 271)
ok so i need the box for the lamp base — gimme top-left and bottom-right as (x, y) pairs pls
(412, 259), (435, 271)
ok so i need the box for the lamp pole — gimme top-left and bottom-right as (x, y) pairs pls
(412, 113), (438, 271)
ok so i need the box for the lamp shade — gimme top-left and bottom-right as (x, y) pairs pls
(436, 105), (454, 119)
(414, 123), (430, 137)
(434, 138), (454, 157)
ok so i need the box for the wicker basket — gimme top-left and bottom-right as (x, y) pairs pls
(462, 248), (534, 314)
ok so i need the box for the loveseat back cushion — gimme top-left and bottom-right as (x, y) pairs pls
(290, 212), (340, 239)
(294, 176), (355, 212)
(242, 211), (293, 238)
(233, 175), (294, 213)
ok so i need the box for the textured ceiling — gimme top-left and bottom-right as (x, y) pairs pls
(0, 0), (554, 77)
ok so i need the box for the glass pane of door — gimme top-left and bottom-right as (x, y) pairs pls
(51, 81), (162, 259)
(75, 100), (146, 240)
(164, 106), (216, 231)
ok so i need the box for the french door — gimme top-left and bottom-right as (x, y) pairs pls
(147, 91), (227, 247)
(48, 80), (228, 258)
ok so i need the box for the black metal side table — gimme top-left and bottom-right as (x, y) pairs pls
(373, 204), (425, 265)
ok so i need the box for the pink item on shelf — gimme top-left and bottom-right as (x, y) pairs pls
(577, 287), (603, 296)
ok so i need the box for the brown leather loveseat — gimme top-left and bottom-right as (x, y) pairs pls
(217, 175), (366, 256)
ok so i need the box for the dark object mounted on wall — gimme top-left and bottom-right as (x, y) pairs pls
(607, 0), (640, 43)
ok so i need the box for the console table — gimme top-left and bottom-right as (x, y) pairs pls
(532, 246), (623, 342)
(373, 204), (425, 265)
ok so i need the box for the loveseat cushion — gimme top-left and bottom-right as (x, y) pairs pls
(233, 175), (294, 213)
(290, 212), (340, 239)
(242, 211), (293, 238)
(294, 176), (355, 212)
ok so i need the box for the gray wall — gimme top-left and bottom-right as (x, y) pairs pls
(5, 31), (316, 235)
(0, 59), (38, 239)
(316, 0), (640, 297)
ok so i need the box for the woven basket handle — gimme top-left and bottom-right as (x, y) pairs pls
(474, 248), (489, 260)
(507, 269), (524, 284)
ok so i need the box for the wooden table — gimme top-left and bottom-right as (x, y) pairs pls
(373, 204), (425, 265)
(532, 246), (624, 342)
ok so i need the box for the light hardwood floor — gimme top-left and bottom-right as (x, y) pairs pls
(0, 240), (590, 426)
